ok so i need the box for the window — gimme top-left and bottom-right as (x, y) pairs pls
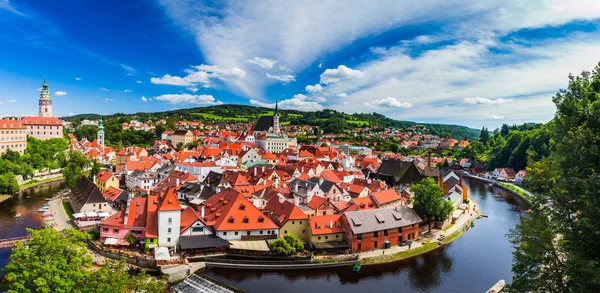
(260, 231), (263, 234)
(235, 231), (238, 235)
(398, 228), (402, 233)
(103, 227), (108, 232)
(292, 221), (295, 225)
(223, 232), (227, 236)
(299, 221), (302, 224)
(113, 228), (119, 233)
(336, 235), (339, 238)
(325, 236), (328, 240)
(357, 234), (362, 240)
(374, 241), (378, 248)
(168, 218), (172, 224)
(167, 228), (172, 234)
(284, 230), (288, 234)
(384, 230), (388, 236)
(302, 230), (305, 233)
(167, 238), (171, 242)
(318, 236), (321, 240)
(374, 231), (378, 238)
(192, 227), (204, 233)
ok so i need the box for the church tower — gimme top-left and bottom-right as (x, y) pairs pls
(97, 119), (105, 151)
(39, 77), (52, 117)
(272, 99), (280, 134)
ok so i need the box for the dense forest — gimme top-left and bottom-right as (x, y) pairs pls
(73, 117), (158, 148)
(64, 104), (480, 140)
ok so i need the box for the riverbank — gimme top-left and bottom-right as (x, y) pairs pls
(358, 197), (480, 266)
(19, 176), (65, 191)
(0, 194), (11, 205)
(463, 173), (532, 204)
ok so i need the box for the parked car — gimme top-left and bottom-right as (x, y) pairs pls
(400, 240), (413, 247)
(437, 235), (446, 241)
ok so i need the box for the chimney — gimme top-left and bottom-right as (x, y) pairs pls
(428, 152), (432, 168)
(254, 168), (257, 177)
(295, 183), (299, 193)
(201, 205), (205, 218)
(330, 219), (333, 228)
(319, 177), (324, 185)
(176, 178), (180, 186)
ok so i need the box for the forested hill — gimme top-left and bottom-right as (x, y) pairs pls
(63, 104), (480, 139)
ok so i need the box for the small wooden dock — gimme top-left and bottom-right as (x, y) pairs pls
(0, 235), (31, 249)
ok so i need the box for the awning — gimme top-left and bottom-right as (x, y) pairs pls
(154, 247), (170, 261)
(458, 203), (468, 210)
(229, 240), (270, 252)
(98, 212), (110, 218)
(85, 212), (98, 217)
(117, 239), (130, 246)
(312, 241), (350, 250)
(189, 198), (204, 205)
(73, 213), (85, 219)
(452, 209), (464, 219)
(178, 235), (231, 250)
(104, 238), (119, 245)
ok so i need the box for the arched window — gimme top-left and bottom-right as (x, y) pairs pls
(45, 108), (48, 112)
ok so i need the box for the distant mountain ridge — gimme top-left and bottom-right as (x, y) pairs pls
(62, 104), (480, 140)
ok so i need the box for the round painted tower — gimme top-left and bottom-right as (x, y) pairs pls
(39, 77), (52, 117)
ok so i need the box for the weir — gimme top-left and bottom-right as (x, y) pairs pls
(173, 274), (244, 293)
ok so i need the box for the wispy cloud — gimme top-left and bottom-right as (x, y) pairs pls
(247, 57), (276, 69)
(123, 89), (132, 93)
(104, 98), (114, 102)
(0, 0), (25, 16)
(151, 64), (245, 87)
(364, 97), (412, 109)
(74, 77), (81, 81)
(154, 93), (223, 105)
(141, 96), (149, 102)
(136, 80), (143, 84)
(266, 73), (295, 83)
(250, 94), (323, 111)
(55, 91), (67, 96)
(464, 97), (512, 105)
(121, 64), (136, 76)
(8, 99), (17, 103)
(99, 87), (110, 91)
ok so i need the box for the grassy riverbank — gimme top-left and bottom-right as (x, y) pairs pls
(497, 182), (531, 200)
(0, 194), (11, 204)
(19, 176), (65, 191)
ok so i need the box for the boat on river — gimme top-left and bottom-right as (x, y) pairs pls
(352, 263), (362, 272)
(37, 208), (48, 212)
(14, 213), (21, 218)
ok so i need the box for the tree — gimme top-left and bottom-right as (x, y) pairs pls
(479, 127), (490, 145)
(269, 235), (304, 256)
(0, 172), (19, 194)
(2, 228), (166, 293)
(90, 160), (102, 179)
(124, 231), (138, 247)
(437, 200), (454, 224)
(411, 177), (445, 231)
(283, 235), (304, 251)
(62, 150), (90, 188)
(176, 143), (184, 151)
(500, 123), (510, 136)
(508, 63), (600, 292)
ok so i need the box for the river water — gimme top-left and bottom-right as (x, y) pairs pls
(0, 178), (527, 292)
(0, 181), (66, 269)
(205, 177), (529, 293)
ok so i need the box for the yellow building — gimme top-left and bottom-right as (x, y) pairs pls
(171, 130), (194, 147)
(263, 198), (309, 242)
(96, 171), (119, 193)
(308, 214), (345, 244)
(0, 119), (27, 155)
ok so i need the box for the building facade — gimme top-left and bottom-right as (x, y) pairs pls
(39, 78), (52, 117)
(0, 119), (27, 154)
(20, 116), (63, 140)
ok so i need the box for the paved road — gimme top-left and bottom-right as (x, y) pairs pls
(50, 196), (73, 231)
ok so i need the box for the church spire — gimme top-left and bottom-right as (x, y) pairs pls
(274, 99), (278, 117)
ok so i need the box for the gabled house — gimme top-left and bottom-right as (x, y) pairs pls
(263, 197), (309, 242)
(96, 171), (119, 193)
(493, 168), (517, 181)
(69, 176), (117, 215)
(370, 189), (403, 208)
(305, 196), (338, 216)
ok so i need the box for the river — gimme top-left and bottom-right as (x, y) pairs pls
(0, 178), (527, 292)
(0, 181), (66, 269)
(204, 177), (529, 293)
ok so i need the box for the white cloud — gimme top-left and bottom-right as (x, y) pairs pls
(464, 97), (511, 105)
(104, 98), (114, 102)
(155, 93), (223, 105)
(486, 114), (504, 119)
(187, 87), (199, 93)
(141, 96), (148, 102)
(250, 96), (323, 111)
(55, 91), (67, 96)
(266, 73), (295, 83)
(365, 97), (412, 108)
(74, 77), (81, 81)
(151, 64), (245, 87)
(247, 57), (277, 69)
(123, 89), (133, 93)
(305, 84), (323, 93)
(0, 0), (25, 16)
(320, 65), (364, 84)
(336, 93), (347, 98)
(121, 64), (136, 76)
(68, 112), (75, 116)
(136, 80), (143, 84)
(99, 87), (110, 91)
(8, 99), (16, 103)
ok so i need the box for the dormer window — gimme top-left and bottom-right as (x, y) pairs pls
(243, 216), (249, 223)
(228, 216), (235, 223)
(258, 216), (264, 223)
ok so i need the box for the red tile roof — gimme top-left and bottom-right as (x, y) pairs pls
(263, 197), (308, 226)
(309, 214), (344, 235)
(370, 189), (401, 205)
(97, 171), (114, 182)
(203, 188), (278, 231)
(0, 119), (26, 129)
(145, 195), (159, 238)
(158, 188), (182, 212)
(20, 116), (62, 125)
(180, 207), (206, 233)
(103, 186), (123, 202)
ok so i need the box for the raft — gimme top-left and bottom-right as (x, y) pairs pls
(352, 263), (362, 272)
(471, 222), (475, 228)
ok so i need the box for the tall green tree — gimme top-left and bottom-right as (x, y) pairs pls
(62, 150), (90, 188)
(411, 177), (445, 231)
(509, 63), (600, 292)
(479, 127), (490, 145)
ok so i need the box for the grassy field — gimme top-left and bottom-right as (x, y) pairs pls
(62, 200), (74, 218)
(347, 120), (370, 126)
(443, 223), (454, 231)
(20, 176), (65, 191)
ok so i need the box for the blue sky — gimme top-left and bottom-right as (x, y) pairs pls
(2, 0), (600, 129)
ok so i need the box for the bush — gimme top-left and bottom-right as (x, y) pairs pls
(269, 235), (304, 256)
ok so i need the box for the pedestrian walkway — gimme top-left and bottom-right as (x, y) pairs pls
(50, 196), (73, 231)
(357, 198), (480, 260)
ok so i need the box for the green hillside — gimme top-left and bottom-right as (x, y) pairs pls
(62, 104), (480, 140)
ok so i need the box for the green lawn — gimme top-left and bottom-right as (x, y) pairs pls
(498, 182), (531, 200)
(62, 200), (74, 218)
(288, 113), (303, 118)
(347, 120), (370, 126)
(443, 223), (455, 231)
(360, 242), (439, 265)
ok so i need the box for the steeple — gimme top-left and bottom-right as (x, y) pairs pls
(274, 99), (278, 117)
(272, 99), (280, 134)
(97, 118), (105, 152)
(39, 76), (52, 117)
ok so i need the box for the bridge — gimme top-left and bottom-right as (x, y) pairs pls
(0, 235), (31, 249)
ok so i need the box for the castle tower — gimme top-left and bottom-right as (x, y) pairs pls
(39, 77), (52, 117)
(272, 99), (280, 134)
(97, 119), (105, 151)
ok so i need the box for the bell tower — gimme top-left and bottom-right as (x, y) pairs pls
(272, 99), (280, 134)
(39, 76), (52, 117)
(97, 119), (105, 151)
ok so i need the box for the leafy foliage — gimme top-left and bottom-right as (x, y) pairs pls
(269, 235), (304, 256)
(1, 228), (166, 293)
(411, 177), (449, 231)
(62, 150), (90, 189)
